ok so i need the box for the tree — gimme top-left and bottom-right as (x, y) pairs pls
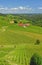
(30, 53), (41, 65)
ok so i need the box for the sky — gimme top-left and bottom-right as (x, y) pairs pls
(0, 0), (42, 14)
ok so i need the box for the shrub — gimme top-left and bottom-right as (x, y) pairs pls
(14, 20), (18, 23)
(30, 53), (41, 65)
(35, 39), (40, 45)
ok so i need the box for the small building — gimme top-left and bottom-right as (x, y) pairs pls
(18, 22), (23, 26)
(24, 23), (30, 26)
(18, 22), (30, 27)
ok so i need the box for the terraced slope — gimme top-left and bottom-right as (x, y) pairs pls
(0, 25), (42, 65)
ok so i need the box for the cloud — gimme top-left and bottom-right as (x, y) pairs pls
(10, 8), (18, 10)
(0, 6), (32, 13)
(19, 6), (26, 10)
(19, 6), (32, 10)
(0, 7), (8, 10)
(38, 7), (42, 10)
(0, 8), (5, 10)
(10, 6), (32, 11)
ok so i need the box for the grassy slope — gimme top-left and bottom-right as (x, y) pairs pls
(0, 24), (42, 45)
(0, 15), (42, 65)
(0, 24), (42, 65)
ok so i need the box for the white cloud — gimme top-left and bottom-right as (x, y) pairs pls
(0, 8), (5, 10)
(38, 7), (42, 10)
(0, 7), (8, 10)
(19, 6), (32, 10)
(0, 6), (33, 13)
(10, 8), (18, 10)
(19, 6), (25, 10)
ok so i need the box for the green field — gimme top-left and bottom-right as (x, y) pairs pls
(0, 14), (42, 65)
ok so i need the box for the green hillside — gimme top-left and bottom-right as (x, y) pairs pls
(0, 14), (42, 65)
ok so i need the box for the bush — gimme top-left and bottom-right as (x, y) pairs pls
(35, 39), (40, 45)
(14, 20), (18, 23)
(30, 53), (41, 65)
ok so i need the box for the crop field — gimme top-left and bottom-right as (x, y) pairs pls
(0, 44), (42, 65)
(0, 15), (42, 65)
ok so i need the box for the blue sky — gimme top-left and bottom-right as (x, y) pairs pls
(0, 0), (42, 14)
